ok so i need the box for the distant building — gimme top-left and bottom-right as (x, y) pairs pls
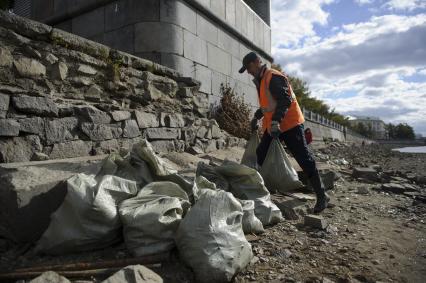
(349, 116), (387, 139)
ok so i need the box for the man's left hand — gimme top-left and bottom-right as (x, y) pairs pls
(270, 121), (281, 138)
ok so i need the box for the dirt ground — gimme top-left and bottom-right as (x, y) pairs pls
(0, 143), (425, 283)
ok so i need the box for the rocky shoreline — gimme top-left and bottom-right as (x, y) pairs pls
(0, 142), (425, 283)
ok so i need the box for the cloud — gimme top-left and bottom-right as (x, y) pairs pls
(383, 0), (426, 11)
(271, 9), (426, 134)
(271, 0), (335, 50)
(355, 0), (375, 5)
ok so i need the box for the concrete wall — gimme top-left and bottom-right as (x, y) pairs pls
(19, 0), (272, 110)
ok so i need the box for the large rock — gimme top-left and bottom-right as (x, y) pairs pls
(19, 117), (45, 136)
(111, 110), (131, 122)
(0, 9), (52, 39)
(141, 71), (178, 101)
(45, 117), (79, 145)
(29, 271), (70, 283)
(102, 265), (162, 283)
(51, 61), (68, 80)
(48, 140), (92, 159)
(122, 119), (140, 138)
(145, 128), (180, 140)
(0, 93), (10, 111)
(77, 64), (97, 75)
(74, 105), (111, 124)
(160, 112), (185, 127)
(275, 197), (308, 220)
(134, 110), (159, 128)
(0, 47), (13, 67)
(12, 95), (59, 117)
(0, 156), (103, 242)
(13, 57), (46, 78)
(150, 140), (176, 153)
(0, 119), (20, 136)
(352, 167), (379, 181)
(0, 135), (42, 163)
(80, 122), (114, 141)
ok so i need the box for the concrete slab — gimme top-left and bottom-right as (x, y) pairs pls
(160, 0), (197, 34)
(195, 63), (212, 94)
(196, 13), (218, 45)
(135, 22), (183, 55)
(183, 29), (208, 65)
(218, 29), (240, 58)
(225, 0), (236, 26)
(0, 156), (105, 243)
(207, 43), (231, 76)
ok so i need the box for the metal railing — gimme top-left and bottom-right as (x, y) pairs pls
(301, 108), (345, 132)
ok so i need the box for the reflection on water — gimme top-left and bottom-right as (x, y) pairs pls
(392, 146), (426, 153)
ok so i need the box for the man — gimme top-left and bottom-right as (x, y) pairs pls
(239, 52), (329, 213)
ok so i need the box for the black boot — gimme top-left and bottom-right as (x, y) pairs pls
(309, 171), (330, 213)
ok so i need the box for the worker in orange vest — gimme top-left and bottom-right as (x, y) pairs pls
(239, 52), (329, 213)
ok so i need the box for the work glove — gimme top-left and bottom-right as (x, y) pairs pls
(250, 118), (258, 131)
(270, 121), (281, 138)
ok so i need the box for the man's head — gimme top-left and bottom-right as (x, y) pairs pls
(239, 52), (263, 77)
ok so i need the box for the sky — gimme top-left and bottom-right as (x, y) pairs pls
(270, 0), (426, 136)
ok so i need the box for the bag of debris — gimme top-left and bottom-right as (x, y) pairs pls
(260, 138), (303, 193)
(131, 141), (196, 203)
(36, 174), (138, 255)
(102, 265), (162, 283)
(238, 200), (264, 234)
(176, 189), (253, 283)
(196, 162), (229, 191)
(119, 181), (190, 257)
(197, 162), (283, 226)
(241, 132), (259, 169)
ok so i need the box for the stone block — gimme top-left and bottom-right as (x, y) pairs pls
(49, 140), (92, 159)
(150, 140), (176, 153)
(96, 139), (120, 154)
(161, 53), (195, 77)
(0, 93), (10, 111)
(51, 61), (68, 80)
(105, 0), (159, 31)
(84, 85), (102, 102)
(0, 9), (52, 39)
(211, 70), (227, 97)
(211, 123), (222, 138)
(74, 106), (111, 124)
(81, 122), (114, 141)
(160, 112), (185, 128)
(111, 110), (131, 122)
(0, 155), (103, 242)
(141, 71), (178, 100)
(225, 0), (236, 26)
(195, 63), (212, 94)
(145, 128), (180, 140)
(253, 16), (263, 48)
(134, 111), (160, 128)
(186, 145), (204, 155)
(207, 43), (231, 76)
(31, 152), (49, 161)
(45, 117), (79, 145)
(12, 95), (58, 117)
(0, 135), (42, 163)
(264, 25), (271, 53)
(246, 10), (254, 41)
(238, 1), (248, 36)
(183, 29), (208, 65)
(352, 167), (379, 181)
(71, 7), (104, 38)
(13, 57), (46, 78)
(218, 29), (240, 58)
(19, 117), (45, 136)
(0, 47), (13, 67)
(104, 25), (134, 54)
(0, 119), (20, 136)
(205, 139), (218, 153)
(77, 64), (97, 76)
(304, 214), (328, 229)
(211, 0), (226, 19)
(160, 0), (197, 34)
(135, 22), (183, 55)
(181, 128), (196, 144)
(196, 14), (218, 45)
(45, 53), (58, 64)
(276, 198), (307, 220)
(174, 140), (185, 152)
(196, 126), (209, 138)
(110, 124), (123, 138)
(122, 119), (140, 138)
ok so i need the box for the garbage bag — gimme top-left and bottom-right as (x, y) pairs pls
(241, 132), (259, 169)
(176, 189), (253, 283)
(196, 162), (282, 226)
(119, 182), (190, 257)
(260, 139), (303, 193)
(238, 200), (264, 234)
(131, 141), (196, 203)
(36, 174), (138, 255)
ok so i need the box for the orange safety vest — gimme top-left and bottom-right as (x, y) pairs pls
(259, 68), (305, 133)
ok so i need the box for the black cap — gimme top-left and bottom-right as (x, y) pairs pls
(239, 52), (259, 73)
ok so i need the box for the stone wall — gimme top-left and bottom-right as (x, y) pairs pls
(0, 11), (246, 163)
(16, 0), (272, 110)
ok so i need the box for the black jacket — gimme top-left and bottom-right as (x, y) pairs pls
(253, 66), (292, 123)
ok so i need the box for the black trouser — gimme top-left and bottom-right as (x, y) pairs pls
(256, 124), (318, 179)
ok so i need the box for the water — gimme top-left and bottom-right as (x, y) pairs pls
(392, 146), (426, 153)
